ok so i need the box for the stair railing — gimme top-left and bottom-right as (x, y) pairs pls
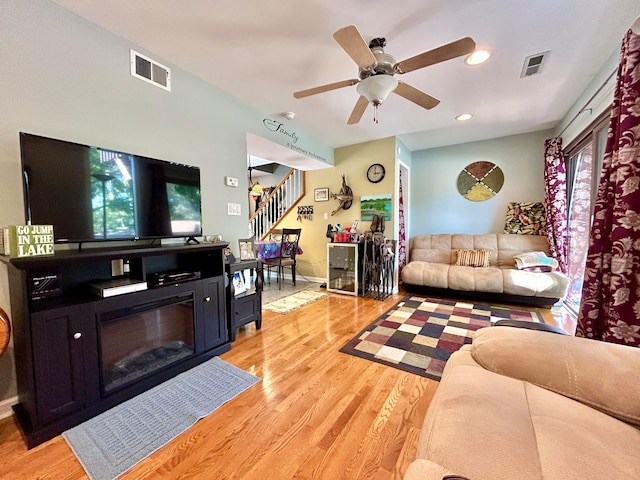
(249, 169), (305, 240)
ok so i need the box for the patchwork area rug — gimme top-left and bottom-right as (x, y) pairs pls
(63, 357), (260, 480)
(340, 295), (544, 381)
(263, 289), (328, 314)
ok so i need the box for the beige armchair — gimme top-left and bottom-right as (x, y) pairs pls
(405, 326), (640, 480)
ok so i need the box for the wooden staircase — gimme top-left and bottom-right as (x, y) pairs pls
(249, 168), (305, 240)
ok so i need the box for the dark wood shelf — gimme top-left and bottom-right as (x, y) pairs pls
(226, 259), (263, 342)
(6, 242), (231, 448)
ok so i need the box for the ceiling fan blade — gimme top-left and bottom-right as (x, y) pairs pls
(333, 25), (377, 68)
(347, 96), (369, 124)
(394, 81), (440, 110)
(294, 79), (358, 99)
(395, 37), (476, 74)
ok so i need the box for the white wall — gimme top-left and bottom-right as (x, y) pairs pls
(0, 0), (330, 411)
(409, 130), (553, 236)
(556, 47), (619, 146)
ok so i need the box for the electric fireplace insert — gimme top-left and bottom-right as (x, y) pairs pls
(99, 292), (196, 393)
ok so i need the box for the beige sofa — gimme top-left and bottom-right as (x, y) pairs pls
(404, 326), (640, 480)
(401, 233), (569, 307)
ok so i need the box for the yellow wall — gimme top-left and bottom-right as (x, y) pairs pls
(275, 136), (396, 280)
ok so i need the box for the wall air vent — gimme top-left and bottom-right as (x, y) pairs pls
(130, 50), (171, 91)
(520, 51), (549, 78)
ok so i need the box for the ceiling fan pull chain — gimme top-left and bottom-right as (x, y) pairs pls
(373, 104), (379, 123)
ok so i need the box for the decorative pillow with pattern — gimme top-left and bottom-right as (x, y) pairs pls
(504, 201), (547, 235)
(455, 249), (491, 267)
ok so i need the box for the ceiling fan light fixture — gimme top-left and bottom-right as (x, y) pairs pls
(465, 49), (491, 66)
(356, 75), (399, 105)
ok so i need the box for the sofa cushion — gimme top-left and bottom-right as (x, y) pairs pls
(412, 346), (640, 480)
(502, 267), (568, 298)
(472, 326), (640, 427)
(497, 234), (550, 267)
(402, 261), (450, 289)
(411, 234), (454, 264)
(449, 266), (503, 292)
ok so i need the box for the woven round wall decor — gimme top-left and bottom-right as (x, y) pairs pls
(457, 161), (504, 201)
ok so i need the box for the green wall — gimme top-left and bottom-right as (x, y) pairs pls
(0, 0), (331, 413)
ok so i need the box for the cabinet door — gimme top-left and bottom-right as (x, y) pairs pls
(202, 276), (227, 349)
(327, 244), (358, 295)
(31, 303), (98, 425)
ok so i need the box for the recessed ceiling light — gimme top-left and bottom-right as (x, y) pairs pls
(456, 113), (473, 121)
(465, 49), (492, 66)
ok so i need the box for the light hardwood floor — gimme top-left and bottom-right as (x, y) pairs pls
(0, 289), (568, 480)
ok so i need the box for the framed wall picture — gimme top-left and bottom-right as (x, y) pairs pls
(314, 187), (329, 202)
(361, 194), (392, 221)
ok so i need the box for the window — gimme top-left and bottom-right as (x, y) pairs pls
(563, 114), (609, 315)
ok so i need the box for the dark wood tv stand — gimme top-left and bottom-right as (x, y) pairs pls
(3, 242), (230, 448)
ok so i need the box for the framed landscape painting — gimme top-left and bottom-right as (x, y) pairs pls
(361, 194), (392, 221)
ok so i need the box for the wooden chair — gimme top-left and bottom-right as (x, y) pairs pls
(263, 228), (301, 289)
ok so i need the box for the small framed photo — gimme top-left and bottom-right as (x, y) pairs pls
(238, 239), (255, 260)
(314, 187), (329, 202)
(232, 271), (246, 295)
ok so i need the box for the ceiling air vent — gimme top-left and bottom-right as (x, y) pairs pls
(520, 51), (549, 78)
(130, 50), (171, 91)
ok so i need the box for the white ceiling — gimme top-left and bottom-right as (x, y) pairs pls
(52, 0), (639, 164)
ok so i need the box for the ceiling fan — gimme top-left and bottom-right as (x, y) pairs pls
(293, 25), (476, 124)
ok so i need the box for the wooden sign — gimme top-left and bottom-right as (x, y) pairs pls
(2, 225), (55, 258)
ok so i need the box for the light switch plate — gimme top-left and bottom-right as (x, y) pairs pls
(227, 203), (241, 215)
(225, 176), (238, 187)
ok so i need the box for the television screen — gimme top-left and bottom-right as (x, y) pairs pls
(20, 133), (202, 243)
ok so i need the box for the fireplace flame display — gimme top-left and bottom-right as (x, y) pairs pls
(100, 296), (195, 393)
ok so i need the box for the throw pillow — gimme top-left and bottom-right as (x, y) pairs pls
(504, 201), (547, 235)
(455, 249), (491, 267)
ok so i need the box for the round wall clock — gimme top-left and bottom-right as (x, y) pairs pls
(366, 163), (386, 183)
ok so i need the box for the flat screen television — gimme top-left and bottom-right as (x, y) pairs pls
(20, 133), (202, 244)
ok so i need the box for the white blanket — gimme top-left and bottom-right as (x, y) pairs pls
(513, 251), (559, 270)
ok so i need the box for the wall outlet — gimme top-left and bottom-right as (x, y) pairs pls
(225, 176), (238, 187)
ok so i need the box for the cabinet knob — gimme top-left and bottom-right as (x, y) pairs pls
(204, 296), (211, 302)
(73, 332), (82, 339)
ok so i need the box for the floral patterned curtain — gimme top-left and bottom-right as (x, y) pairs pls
(577, 26), (640, 347)
(397, 169), (407, 282)
(543, 137), (568, 273)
